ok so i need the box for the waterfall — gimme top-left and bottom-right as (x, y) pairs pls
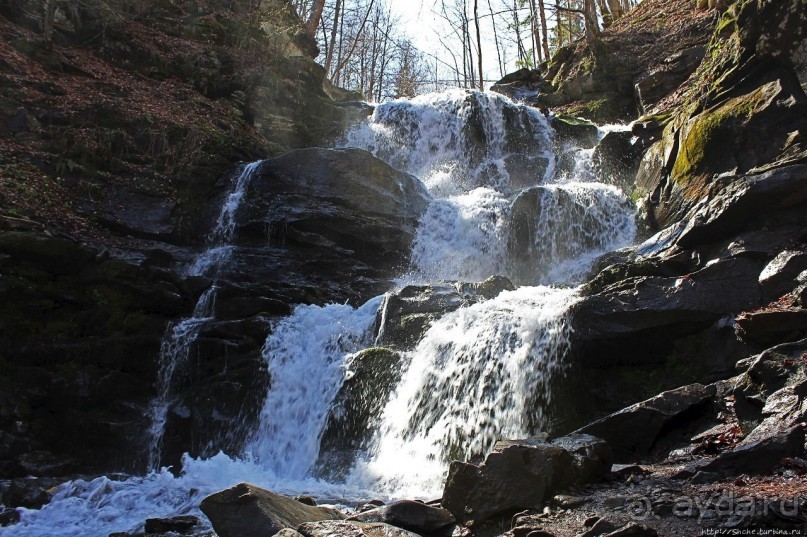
(345, 89), (555, 195)
(146, 161), (261, 470)
(8, 92), (636, 536)
(347, 286), (579, 498)
(245, 296), (383, 480)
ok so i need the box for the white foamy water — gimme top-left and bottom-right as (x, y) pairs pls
(521, 182), (636, 285)
(409, 187), (511, 282)
(345, 89), (555, 196)
(8, 93), (638, 536)
(246, 296), (383, 479)
(347, 285), (579, 498)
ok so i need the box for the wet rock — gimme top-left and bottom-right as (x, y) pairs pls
(509, 186), (633, 284)
(592, 130), (643, 191)
(298, 520), (422, 537)
(2, 478), (54, 509)
(316, 347), (403, 479)
(238, 148), (431, 303)
(143, 515), (200, 534)
(358, 500), (386, 513)
(550, 114), (599, 148)
(348, 500), (455, 534)
(454, 275), (516, 300)
(0, 507), (20, 527)
(374, 284), (467, 348)
(374, 277), (514, 349)
(576, 384), (717, 462)
(200, 483), (344, 537)
(442, 435), (611, 524)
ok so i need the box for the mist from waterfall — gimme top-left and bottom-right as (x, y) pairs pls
(7, 91), (636, 537)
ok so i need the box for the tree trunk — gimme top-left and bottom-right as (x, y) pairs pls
(606, 0), (624, 21)
(304, 0), (326, 38)
(473, 0), (483, 89)
(325, 0), (342, 73)
(537, 0), (550, 62)
(487, 0), (504, 77)
(43, 0), (58, 44)
(583, 0), (600, 47)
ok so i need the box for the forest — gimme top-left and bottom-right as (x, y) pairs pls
(288, 0), (640, 99)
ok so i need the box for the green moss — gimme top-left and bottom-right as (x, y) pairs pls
(671, 87), (764, 185)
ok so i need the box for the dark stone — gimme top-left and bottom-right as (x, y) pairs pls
(638, 70), (807, 231)
(576, 384), (717, 462)
(95, 187), (177, 240)
(759, 250), (807, 301)
(0, 508), (20, 527)
(573, 256), (765, 344)
(316, 347), (403, 479)
(144, 515), (200, 534)
(735, 308), (807, 345)
(374, 285), (466, 348)
(358, 500), (386, 513)
(236, 148), (431, 303)
(442, 434), (611, 524)
(298, 520), (422, 537)
(0, 232), (96, 275)
(348, 500), (456, 534)
(634, 46), (705, 110)
(2, 479), (53, 509)
(602, 524), (659, 537)
(295, 496), (318, 506)
(577, 518), (618, 537)
(550, 114), (599, 148)
(592, 130), (643, 191)
(200, 483), (344, 537)
(16, 450), (74, 476)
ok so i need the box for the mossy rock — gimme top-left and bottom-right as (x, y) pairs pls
(315, 347), (403, 479)
(550, 113), (599, 147)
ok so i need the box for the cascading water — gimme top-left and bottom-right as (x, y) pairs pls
(246, 297), (383, 479)
(146, 160), (261, 470)
(7, 91), (636, 536)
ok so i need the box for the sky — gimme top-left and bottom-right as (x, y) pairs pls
(388, 0), (521, 86)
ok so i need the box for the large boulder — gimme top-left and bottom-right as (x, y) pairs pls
(233, 148), (431, 304)
(348, 500), (455, 535)
(200, 483), (344, 537)
(374, 277), (516, 349)
(441, 434), (611, 524)
(575, 384), (718, 462)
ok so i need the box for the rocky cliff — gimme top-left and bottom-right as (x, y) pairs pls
(0, 0), (370, 476)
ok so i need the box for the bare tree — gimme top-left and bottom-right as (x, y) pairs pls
(304, 0), (327, 37)
(43, 0), (58, 44)
(474, 0), (483, 88)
